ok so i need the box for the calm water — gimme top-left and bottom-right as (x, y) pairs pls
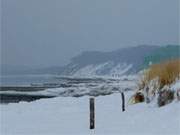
(0, 75), (60, 86)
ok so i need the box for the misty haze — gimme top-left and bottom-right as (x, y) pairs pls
(0, 0), (180, 135)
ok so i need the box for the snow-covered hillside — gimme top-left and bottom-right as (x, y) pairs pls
(61, 45), (160, 76)
(1, 92), (179, 135)
(69, 62), (133, 77)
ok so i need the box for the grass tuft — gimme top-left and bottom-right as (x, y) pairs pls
(139, 59), (180, 89)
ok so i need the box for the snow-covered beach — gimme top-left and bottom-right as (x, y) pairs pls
(1, 0), (179, 134)
(1, 90), (180, 135)
(1, 75), (180, 135)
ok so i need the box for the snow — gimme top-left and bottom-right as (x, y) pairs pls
(110, 63), (133, 76)
(171, 80), (180, 92)
(73, 62), (112, 77)
(1, 92), (179, 135)
(72, 62), (133, 77)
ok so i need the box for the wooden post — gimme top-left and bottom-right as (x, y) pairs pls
(121, 92), (125, 112)
(89, 97), (95, 129)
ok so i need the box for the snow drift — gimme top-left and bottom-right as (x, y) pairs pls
(1, 92), (179, 135)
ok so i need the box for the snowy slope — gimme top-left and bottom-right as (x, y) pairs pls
(72, 62), (133, 77)
(61, 45), (160, 76)
(1, 92), (179, 135)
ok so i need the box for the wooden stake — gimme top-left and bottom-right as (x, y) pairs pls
(121, 92), (125, 112)
(90, 97), (95, 129)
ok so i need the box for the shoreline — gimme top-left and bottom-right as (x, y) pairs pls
(0, 86), (57, 104)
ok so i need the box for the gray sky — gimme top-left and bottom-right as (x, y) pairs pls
(1, 0), (179, 68)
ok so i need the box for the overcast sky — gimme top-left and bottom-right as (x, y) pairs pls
(1, 0), (179, 68)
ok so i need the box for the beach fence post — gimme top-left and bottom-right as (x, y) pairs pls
(121, 92), (125, 112)
(89, 97), (95, 129)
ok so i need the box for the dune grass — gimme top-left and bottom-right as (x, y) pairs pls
(139, 59), (180, 89)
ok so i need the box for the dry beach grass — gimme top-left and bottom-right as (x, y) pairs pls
(130, 59), (180, 106)
(140, 59), (180, 89)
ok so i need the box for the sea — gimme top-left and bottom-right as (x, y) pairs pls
(0, 74), (60, 86)
(0, 74), (136, 103)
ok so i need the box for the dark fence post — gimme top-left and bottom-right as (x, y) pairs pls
(121, 92), (125, 112)
(89, 97), (95, 129)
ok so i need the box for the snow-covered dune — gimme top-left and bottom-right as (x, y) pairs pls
(1, 92), (179, 135)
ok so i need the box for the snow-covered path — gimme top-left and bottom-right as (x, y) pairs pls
(0, 92), (180, 135)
